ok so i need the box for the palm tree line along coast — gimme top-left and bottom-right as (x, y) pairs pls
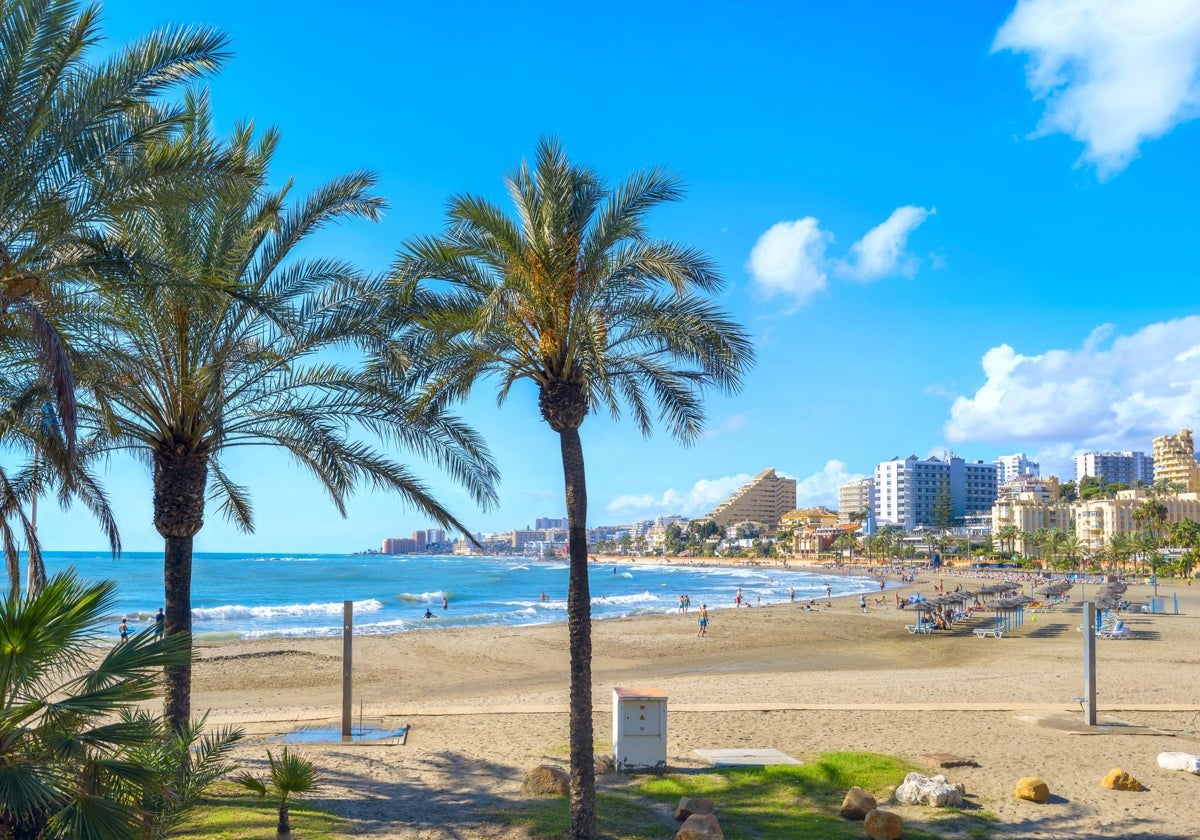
(0, 2), (752, 837)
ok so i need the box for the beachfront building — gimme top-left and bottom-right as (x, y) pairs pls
(874, 454), (998, 532)
(996, 474), (1059, 503)
(704, 467), (797, 532)
(1153, 429), (1200, 492)
(994, 453), (1039, 486)
(781, 507), (838, 530)
(1075, 450), (1153, 486)
(1073, 489), (1200, 552)
(837, 478), (875, 525)
(991, 492), (1073, 556)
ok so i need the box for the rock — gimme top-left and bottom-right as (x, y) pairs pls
(594, 754), (615, 775)
(839, 786), (877, 820)
(1101, 768), (1145, 791)
(674, 796), (715, 821)
(864, 809), (903, 840)
(894, 772), (964, 807)
(1158, 752), (1200, 775)
(1014, 777), (1050, 803)
(520, 765), (569, 796)
(675, 812), (723, 840)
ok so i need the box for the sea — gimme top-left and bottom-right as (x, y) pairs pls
(39, 550), (883, 642)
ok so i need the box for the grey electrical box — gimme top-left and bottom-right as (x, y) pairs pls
(612, 686), (667, 773)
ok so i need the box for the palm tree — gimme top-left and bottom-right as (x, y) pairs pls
(236, 747), (320, 837)
(994, 525), (1021, 558)
(390, 138), (753, 840)
(88, 104), (499, 731)
(0, 571), (192, 837)
(0, 0), (229, 453)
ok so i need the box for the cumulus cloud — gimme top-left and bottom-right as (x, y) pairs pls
(604, 461), (864, 520)
(745, 218), (832, 307)
(795, 460), (865, 507)
(747, 206), (934, 307)
(838, 206), (934, 281)
(994, 0), (1200, 178)
(944, 316), (1200, 449)
(606, 473), (754, 519)
(703, 412), (750, 439)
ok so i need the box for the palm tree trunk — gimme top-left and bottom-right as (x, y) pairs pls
(560, 426), (595, 840)
(153, 447), (208, 731)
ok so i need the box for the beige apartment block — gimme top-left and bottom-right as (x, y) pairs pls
(837, 478), (875, 524)
(1073, 489), (1200, 552)
(705, 468), (797, 532)
(1153, 429), (1200, 492)
(990, 493), (1073, 555)
(781, 507), (839, 530)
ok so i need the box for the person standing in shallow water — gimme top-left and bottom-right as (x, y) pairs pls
(153, 608), (164, 639)
(118, 618), (128, 644)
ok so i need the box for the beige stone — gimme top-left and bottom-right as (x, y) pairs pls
(520, 765), (569, 796)
(1101, 768), (1145, 791)
(1014, 776), (1050, 803)
(675, 812), (723, 840)
(864, 808), (903, 840)
(674, 796), (715, 821)
(839, 786), (877, 820)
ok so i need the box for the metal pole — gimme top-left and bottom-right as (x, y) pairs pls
(1083, 601), (1097, 726)
(342, 600), (353, 740)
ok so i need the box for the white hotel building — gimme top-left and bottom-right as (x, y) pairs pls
(875, 454), (998, 531)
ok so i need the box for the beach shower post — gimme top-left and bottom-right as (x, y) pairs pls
(343, 600), (353, 740)
(1082, 601), (1096, 726)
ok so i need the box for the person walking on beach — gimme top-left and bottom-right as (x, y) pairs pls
(683, 594), (690, 613)
(735, 587), (742, 608)
(697, 604), (708, 637)
(825, 584), (832, 606)
(153, 608), (165, 639)
(860, 594), (867, 614)
(118, 618), (128, 644)
(678, 595), (686, 613)
(790, 587), (795, 602)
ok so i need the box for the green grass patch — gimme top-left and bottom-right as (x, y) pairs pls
(494, 751), (997, 840)
(174, 782), (351, 839)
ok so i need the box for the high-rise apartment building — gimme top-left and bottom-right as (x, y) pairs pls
(993, 453), (1039, 486)
(874, 454), (998, 531)
(837, 478), (875, 524)
(1152, 429), (1200, 492)
(1074, 489), (1200, 551)
(1074, 450), (1153, 485)
(704, 468), (797, 531)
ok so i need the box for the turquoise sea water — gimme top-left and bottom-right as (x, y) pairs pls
(39, 551), (881, 641)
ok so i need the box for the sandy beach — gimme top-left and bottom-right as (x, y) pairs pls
(193, 567), (1200, 839)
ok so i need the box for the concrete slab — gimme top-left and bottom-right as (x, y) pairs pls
(694, 748), (802, 767)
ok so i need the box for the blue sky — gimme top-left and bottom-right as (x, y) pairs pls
(40, 0), (1200, 552)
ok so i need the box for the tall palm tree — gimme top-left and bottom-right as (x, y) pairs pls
(0, 0), (229, 455)
(390, 138), (753, 840)
(88, 104), (499, 731)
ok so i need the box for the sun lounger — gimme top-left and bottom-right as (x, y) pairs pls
(973, 628), (1004, 638)
(906, 624), (932, 635)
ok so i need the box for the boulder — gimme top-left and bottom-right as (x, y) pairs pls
(594, 754), (615, 776)
(1014, 777), (1050, 803)
(675, 812), (723, 840)
(839, 786), (877, 820)
(520, 765), (569, 797)
(1101, 768), (1145, 791)
(1158, 752), (1200, 775)
(674, 796), (715, 821)
(864, 809), (903, 840)
(894, 772), (964, 807)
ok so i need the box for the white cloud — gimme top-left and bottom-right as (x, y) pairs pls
(994, 0), (1200, 178)
(745, 218), (832, 307)
(747, 206), (934, 308)
(795, 460), (865, 507)
(606, 473), (754, 519)
(838, 206), (934, 281)
(703, 412), (750, 439)
(604, 460), (864, 520)
(945, 315), (1200, 449)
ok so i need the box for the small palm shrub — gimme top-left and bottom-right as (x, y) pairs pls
(235, 747), (321, 837)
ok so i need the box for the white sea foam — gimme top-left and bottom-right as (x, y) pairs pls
(192, 599), (384, 621)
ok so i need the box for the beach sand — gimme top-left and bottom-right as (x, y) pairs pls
(194, 569), (1200, 838)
